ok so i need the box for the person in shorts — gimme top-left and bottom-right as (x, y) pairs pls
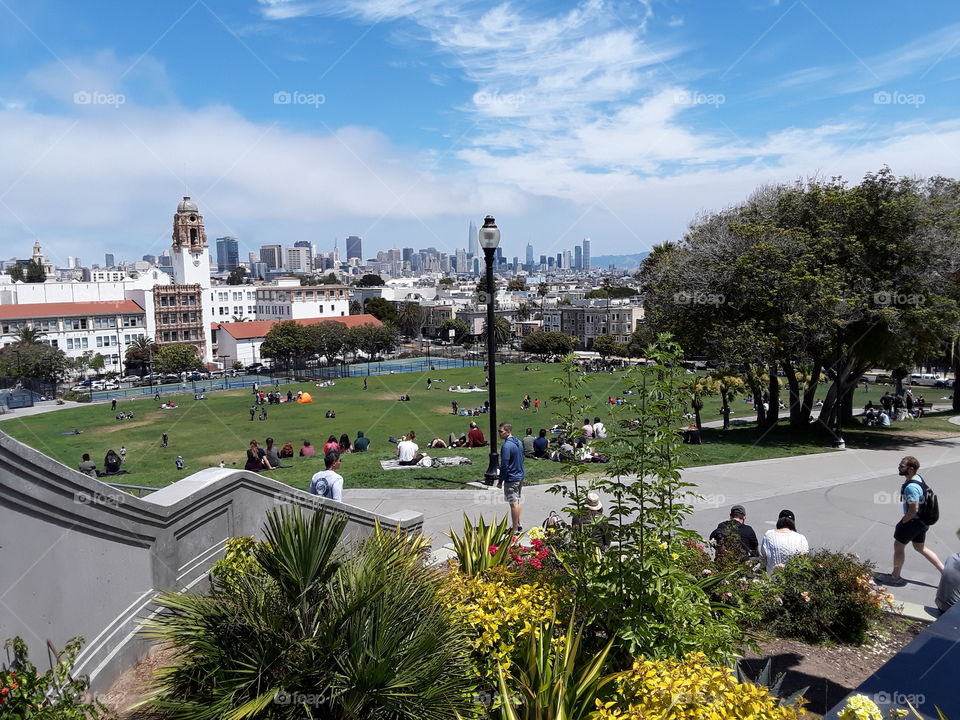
(498, 423), (525, 534)
(878, 456), (944, 586)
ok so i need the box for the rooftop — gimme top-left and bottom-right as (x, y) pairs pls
(0, 300), (145, 320)
(213, 314), (383, 340)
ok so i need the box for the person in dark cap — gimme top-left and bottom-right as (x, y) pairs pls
(709, 504), (759, 561)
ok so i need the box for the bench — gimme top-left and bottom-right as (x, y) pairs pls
(914, 401), (934, 416)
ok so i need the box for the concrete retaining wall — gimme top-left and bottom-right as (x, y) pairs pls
(0, 429), (422, 693)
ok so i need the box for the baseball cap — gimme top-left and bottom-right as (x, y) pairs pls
(729, 504), (746, 518)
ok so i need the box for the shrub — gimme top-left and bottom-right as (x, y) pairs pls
(209, 536), (261, 591)
(1, 636), (114, 719)
(595, 652), (805, 720)
(146, 509), (477, 720)
(443, 568), (568, 684)
(757, 550), (897, 644)
(61, 390), (91, 403)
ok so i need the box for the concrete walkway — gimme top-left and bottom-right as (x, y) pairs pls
(348, 435), (960, 616)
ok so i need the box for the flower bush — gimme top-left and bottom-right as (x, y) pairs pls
(1, 636), (113, 719)
(594, 652), (805, 720)
(756, 550), (897, 644)
(209, 535), (261, 591)
(443, 567), (568, 683)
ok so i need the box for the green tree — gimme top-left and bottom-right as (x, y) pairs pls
(0, 343), (71, 382)
(438, 277), (455, 286)
(521, 331), (574, 359)
(356, 273), (385, 287)
(260, 321), (312, 367)
(591, 334), (622, 358)
(125, 336), (159, 376)
(585, 286), (637, 299)
(25, 260), (46, 283)
(308, 321), (348, 364)
(506, 278), (527, 291)
(153, 343), (204, 374)
(438, 318), (469, 344)
(89, 353), (106, 378)
(481, 316), (512, 346)
(364, 297), (398, 325)
(6, 265), (24, 282)
(397, 302), (424, 338)
(14, 325), (45, 345)
(348, 299), (363, 315)
(145, 508), (476, 719)
(226, 266), (247, 285)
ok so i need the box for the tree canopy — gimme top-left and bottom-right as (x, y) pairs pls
(356, 274), (386, 287)
(364, 297), (398, 325)
(521, 331), (574, 359)
(154, 344), (204, 374)
(226, 266), (247, 285)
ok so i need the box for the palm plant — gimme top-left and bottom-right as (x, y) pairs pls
(14, 324), (45, 345)
(482, 316), (512, 346)
(143, 508), (477, 720)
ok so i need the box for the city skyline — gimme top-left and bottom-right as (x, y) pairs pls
(1, 2), (959, 265)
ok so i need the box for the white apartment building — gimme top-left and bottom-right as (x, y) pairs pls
(255, 277), (350, 320)
(0, 300), (148, 374)
(210, 286), (258, 321)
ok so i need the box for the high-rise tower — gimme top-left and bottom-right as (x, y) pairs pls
(170, 196), (214, 361)
(468, 221), (478, 257)
(582, 238), (591, 271)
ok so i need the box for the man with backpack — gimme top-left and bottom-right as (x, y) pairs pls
(878, 455), (944, 586)
(309, 452), (344, 502)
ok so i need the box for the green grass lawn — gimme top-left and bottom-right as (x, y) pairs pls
(3, 364), (957, 492)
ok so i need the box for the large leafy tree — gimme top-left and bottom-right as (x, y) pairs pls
(308, 321), (348, 364)
(591, 334), (622, 358)
(0, 343), (70, 382)
(154, 343), (204, 374)
(14, 325), (45, 345)
(520, 330), (573, 359)
(363, 297), (398, 325)
(506, 278), (527, 291)
(260, 321), (312, 367)
(225, 266), (247, 285)
(481, 316), (512, 346)
(356, 273), (385, 287)
(438, 318), (469, 343)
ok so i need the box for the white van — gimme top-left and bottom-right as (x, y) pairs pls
(909, 373), (940, 386)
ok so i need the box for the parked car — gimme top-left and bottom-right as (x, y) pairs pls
(909, 373), (942, 387)
(161, 374), (181, 384)
(120, 375), (142, 383)
(70, 383), (92, 392)
(92, 380), (120, 391)
(935, 378), (955, 389)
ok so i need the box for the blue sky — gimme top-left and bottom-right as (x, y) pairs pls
(1, 0), (959, 267)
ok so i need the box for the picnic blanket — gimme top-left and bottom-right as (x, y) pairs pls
(380, 456), (473, 470)
(449, 387), (486, 393)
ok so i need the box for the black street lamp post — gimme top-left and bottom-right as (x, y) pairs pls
(833, 326), (846, 449)
(480, 215), (501, 485)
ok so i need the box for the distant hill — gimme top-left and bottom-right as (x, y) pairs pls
(590, 252), (649, 270)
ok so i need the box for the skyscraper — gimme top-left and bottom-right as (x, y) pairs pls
(346, 235), (362, 260)
(563, 250), (572, 269)
(525, 243), (534, 266)
(142, 254), (157, 265)
(582, 238), (591, 271)
(104, 253), (115, 267)
(468, 221), (478, 257)
(574, 245), (582, 270)
(216, 236), (239, 272)
(285, 246), (313, 273)
(456, 248), (467, 272)
(260, 244), (282, 270)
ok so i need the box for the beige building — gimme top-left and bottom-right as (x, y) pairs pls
(542, 300), (643, 348)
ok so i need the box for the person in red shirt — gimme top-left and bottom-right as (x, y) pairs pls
(323, 435), (340, 455)
(467, 421), (487, 447)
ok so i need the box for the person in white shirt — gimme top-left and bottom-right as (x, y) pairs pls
(396, 430), (425, 466)
(309, 452), (344, 502)
(592, 417), (607, 439)
(760, 509), (809, 574)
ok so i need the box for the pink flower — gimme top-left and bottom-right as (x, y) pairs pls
(489, 545), (499, 556)
(530, 559), (542, 569)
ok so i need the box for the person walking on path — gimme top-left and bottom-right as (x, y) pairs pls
(249, 405), (256, 421)
(111, 398), (117, 412)
(309, 452), (344, 501)
(878, 456), (944, 586)
(498, 422), (525, 535)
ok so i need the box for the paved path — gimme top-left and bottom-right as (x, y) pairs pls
(348, 435), (960, 616)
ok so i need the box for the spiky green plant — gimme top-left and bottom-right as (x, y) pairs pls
(448, 513), (514, 576)
(142, 508), (477, 720)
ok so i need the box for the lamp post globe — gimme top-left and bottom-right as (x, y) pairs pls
(480, 216), (501, 485)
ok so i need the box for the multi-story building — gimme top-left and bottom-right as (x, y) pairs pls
(104, 253), (115, 268)
(574, 245), (583, 270)
(285, 246), (313, 274)
(216, 237), (239, 273)
(152, 284), (204, 354)
(260, 244), (282, 271)
(346, 235), (362, 261)
(0, 300), (147, 375)
(541, 299), (644, 348)
(582, 238), (591, 271)
(255, 277), (350, 320)
(170, 196), (214, 361)
(526, 243), (534, 267)
(468, 221), (478, 257)
(210, 286), (258, 321)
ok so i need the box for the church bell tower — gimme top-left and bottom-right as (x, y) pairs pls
(171, 196), (210, 288)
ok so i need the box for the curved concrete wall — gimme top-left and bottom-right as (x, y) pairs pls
(0, 429), (421, 693)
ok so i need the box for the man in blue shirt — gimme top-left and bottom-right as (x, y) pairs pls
(498, 422), (525, 535)
(878, 455), (944, 586)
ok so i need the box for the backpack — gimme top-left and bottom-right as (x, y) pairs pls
(901, 477), (940, 526)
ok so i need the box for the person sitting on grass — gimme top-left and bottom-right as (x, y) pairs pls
(264, 437), (281, 468)
(324, 435), (340, 455)
(280, 441), (295, 459)
(338, 433), (352, 453)
(78, 453), (98, 478)
(466, 421), (487, 447)
(426, 437), (448, 449)
(396, 430), (425, 466)
(533, 428), (550, 458)
(448, 431), (468, 448)
(353, 431), (370, 452)
(299, 440), (316, 457)
(244, 439), (273, 471)
(103, 449), (122, 474)
(522, 427), (536, 457)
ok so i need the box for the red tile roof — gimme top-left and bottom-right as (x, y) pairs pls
(0, 300), (145, 319)
(213, 314), (383, 340)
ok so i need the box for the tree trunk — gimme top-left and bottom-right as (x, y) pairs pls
(784, 359), (801, 426)
(800, 358), (823, 427)
(764, 362), (781, 430)
(721, 389), (731, 430)
(745, 365), (765, 426)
